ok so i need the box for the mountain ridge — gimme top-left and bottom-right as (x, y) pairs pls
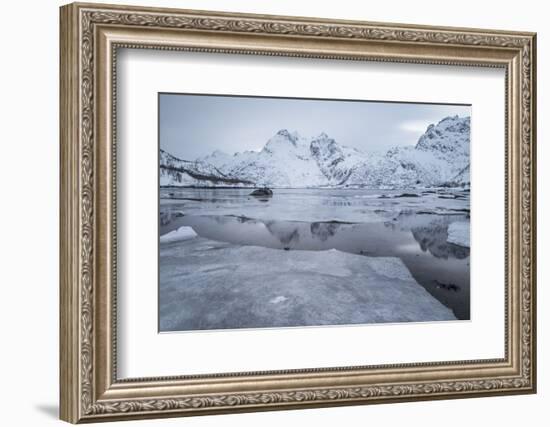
(160, 115), (470, 189)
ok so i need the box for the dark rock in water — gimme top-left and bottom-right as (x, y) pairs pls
(250, 188), (273, 197)
(395, 193), (421, 198)
(380, 192), (420, 199)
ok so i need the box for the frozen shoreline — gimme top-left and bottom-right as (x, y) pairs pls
(159, 236), (456, 332)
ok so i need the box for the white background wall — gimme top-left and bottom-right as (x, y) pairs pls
(0, 0), (546, 425)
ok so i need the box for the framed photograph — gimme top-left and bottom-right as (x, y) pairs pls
(60, 2), (537, 423)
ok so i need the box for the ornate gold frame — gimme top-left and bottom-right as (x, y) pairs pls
(60, 2), (537, 423)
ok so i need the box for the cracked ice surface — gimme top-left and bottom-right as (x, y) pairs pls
(159, 237), (456, 332)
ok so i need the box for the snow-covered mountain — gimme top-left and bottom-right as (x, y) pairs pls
(159, 149), (253, 187)
(224, 130), (328, 187)
(160, 115), (470, 188)
(310, 132), (368, 185)
(344, 116), (471, 188)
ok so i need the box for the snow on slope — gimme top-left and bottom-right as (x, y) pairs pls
(197, 150), (232, 169)
(310, 132), (368, 185)
(224, 130), (328, 187)
(160, 115), (470, 188)
(344, 115), (470, 188)
(451, 164), (471, 186)
(160, 149), (253, 187)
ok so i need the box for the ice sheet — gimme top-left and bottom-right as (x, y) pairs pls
(447, 221), (470, 248)
(159, 237), (456, 331)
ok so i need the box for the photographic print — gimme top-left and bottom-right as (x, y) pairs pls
(159, 93), (471, 332)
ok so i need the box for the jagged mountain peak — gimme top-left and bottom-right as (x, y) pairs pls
(199, 148), (228, 160)
(275, 128), (295, 138)
(436, 115), (470, 135)
(160, 116), (470, 188)
(274, 129), (302, 143)
(262, 129), (303, 153)
(415, 115), (470, 154)
(310, 133), (340, 157)
(310, 132), (337, 149)
(198, 148), (232, 169)
(211, 149), (227, 156)
(313, 131), (331, 141)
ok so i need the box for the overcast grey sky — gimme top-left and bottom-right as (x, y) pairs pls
(159, 93), (471, 160)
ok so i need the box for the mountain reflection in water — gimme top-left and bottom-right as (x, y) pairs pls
(161, 212), (470, 319)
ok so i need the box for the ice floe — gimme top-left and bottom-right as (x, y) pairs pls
(159, 237), (456, 331)
(159, 226), (197, 244)
(447, 221), (470, 248)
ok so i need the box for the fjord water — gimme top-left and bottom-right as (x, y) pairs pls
(160, 187), (470, 321)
